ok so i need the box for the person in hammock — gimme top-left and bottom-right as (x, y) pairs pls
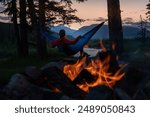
(51, 29), (84, 56)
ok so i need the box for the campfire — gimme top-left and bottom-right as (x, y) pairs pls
(2, 40), (150, 100)
(64, 41), (127, 92)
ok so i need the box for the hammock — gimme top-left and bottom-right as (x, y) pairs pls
(41, 22), (105, 55)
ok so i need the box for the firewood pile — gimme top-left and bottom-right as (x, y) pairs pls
(0, 51), (150, 100)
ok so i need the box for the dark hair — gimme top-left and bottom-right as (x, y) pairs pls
(59, 29), (65, 38)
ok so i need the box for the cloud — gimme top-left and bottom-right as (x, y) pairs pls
(86, 17), (107, 22)
(0, 15), (11, 23)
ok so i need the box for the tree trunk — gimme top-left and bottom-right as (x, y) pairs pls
(107, 0), (124, 56)
(38, 0), (47, 58)
(27, 0), (47, 59)
(19, 0), (29, 56)
(12, 0), (21, 56)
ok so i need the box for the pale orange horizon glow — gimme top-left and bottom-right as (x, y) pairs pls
(70, 0), (148, 29)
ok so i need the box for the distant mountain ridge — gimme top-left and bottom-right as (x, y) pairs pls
(50, 25), (76, 36)
(50, 24), (150, 39)
(1, 21), (149, 40)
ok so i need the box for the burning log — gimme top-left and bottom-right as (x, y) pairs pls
(73, 69), (96, 85)
(42, 67), (87, 99)
(23, 66), (87, 99)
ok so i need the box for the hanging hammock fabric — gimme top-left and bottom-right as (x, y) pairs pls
(41, 22), (105, 55)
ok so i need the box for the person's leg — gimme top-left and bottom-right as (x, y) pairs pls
(80, 48), (83, 56)
(80, 48), (90, 57)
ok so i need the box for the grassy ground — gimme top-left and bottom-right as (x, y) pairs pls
(0, 41), (72, 85)
(0, 38), (150, 86)
(0, 57), (46, 85)
(123, 39), (150, 69)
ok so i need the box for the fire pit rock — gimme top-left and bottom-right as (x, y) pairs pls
(1, 73), (70, 100)
(41, 61), (66, 71)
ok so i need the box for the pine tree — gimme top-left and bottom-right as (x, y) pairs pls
(12, 0), (21, 56)
(146, 0), (150, 21)
(39, 0), (47, 58)
(137, 15), (146, 42)
(0, 0), (87, 58)
(1, 0), (29, 57)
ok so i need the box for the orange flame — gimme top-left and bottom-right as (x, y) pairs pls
(112, 41), (116, 51)
(85, 56), (127, 90)
(63, 56), (87, 81)
(63, 41), (127, 92)
(84, 44), (89, 48)
(100, 40), (107, 52)
(64, 55), (127, 92)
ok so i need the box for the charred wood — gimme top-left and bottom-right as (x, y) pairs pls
(42, 67), (87, 99)
(73, 69), (96, 85)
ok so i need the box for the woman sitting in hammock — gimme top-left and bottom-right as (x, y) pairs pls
(51, 29), (84, 56)
(42, 22), (105, 55)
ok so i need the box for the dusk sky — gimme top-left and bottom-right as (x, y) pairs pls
(0, 0), (149, 29)
(71, 0), (149, 29)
